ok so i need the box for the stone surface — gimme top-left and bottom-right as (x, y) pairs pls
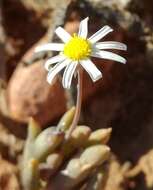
(104, 155), (130, 190)
(0, 156), (20, 190)
(7, 62), (66, 126)
(3, 0), (71, 126)
(127, 149), (153, 189)
(0, 6), (6, 80)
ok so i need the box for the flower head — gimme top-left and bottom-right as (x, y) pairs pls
(35, 17), (127, 89)
(63, 34), (91, 60)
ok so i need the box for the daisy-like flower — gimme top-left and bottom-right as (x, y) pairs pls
(35, 17), (127, 89)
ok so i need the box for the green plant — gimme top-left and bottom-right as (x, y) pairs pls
(21, 107), (111, 190)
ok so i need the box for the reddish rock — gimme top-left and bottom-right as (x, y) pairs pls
(7, 62), (66, 126)
(0, 157), (20, 190)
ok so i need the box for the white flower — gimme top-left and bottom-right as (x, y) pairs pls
(35, 17), (127, 89)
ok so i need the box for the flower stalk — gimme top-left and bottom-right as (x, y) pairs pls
(66, 67), (83, 139)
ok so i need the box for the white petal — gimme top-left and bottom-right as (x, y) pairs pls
(45, 54), (66, 71)
(95, 41), (127, 51)
(47, 59), (71, 84)
(55, 27), (72, 43)
(78, 17), (89, 39)
(62, 61), (78, 89)
(80, 59), (102, 82)
(34, 43), (64, 53)
(91, 50), (126, 64)
(88, 25), (113, 44)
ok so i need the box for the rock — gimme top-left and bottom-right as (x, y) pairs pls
(3, 0), (71, 126)
(7, 62), (66, 126)
(0, 123), (24, 160)
(0, 44), (6, 80)
(87, 0), (130, 9)
(128, 0), (153, 26)
(127, 149), (153, 189)
(0, 6), (6, 81)
(0, 156), (20, 190)
(104, 155), (130, 190)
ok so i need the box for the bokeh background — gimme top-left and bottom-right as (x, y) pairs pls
(0, 0), (153, 189)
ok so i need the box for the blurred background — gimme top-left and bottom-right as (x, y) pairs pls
(0, 0), (153, 189)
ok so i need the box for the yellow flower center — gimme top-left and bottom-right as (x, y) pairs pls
(63, 34), (91, 60)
